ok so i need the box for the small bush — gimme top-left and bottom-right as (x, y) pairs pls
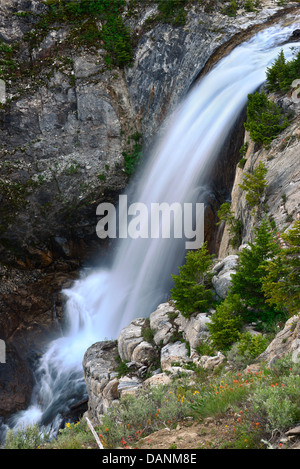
(157, 0), (188, 26)
(217, 202), (243, 248)
(236, 332), (269, 359)
(251, 373), (300, 431)
(98, 382), (196, 448)
(208, 293), (244, 351)
(244, 91), (289, 146)
(122, 132), (143, 176)
(4, 424), (49, 449)
(238, 161), (268, 214)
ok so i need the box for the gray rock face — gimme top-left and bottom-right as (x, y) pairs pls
(160, 341), (190, 371)
(258, 314), (300, 366)
(211, 255), (239, 299)
(82, 340), (119, 424)
(118, 318), (155, 365)
(219, 107), (300, 258)
(149, 303), (177, 346)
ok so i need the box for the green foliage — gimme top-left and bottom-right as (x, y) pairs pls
(244, 91), (289, 146)
(217, 202), (243, 248)
(141, 318), (155, 344)
(37, 0), (133, 68)
(44, 420), (95, 449)
(238, 161), (268, 214)
(122, 132), (143, 176)
(157, 0), (188, 26)
(171, 243), (214, 318)
(222, 1), (238, 17)
(230, 217), (282, 323)
(262, 221), (300, 315)
(207, 293), (244, 350)
(251, 372), (300, 431)
(98, 382), (195, 448)
(236, 332), (269, 359)
(266, 49), (300, 93)
(4, 424), (49, 449)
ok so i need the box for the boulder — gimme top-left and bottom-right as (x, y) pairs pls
(195, 352), (225, 370)
(160, 341), (191, 371)
(212, 255), (239, 299)
(117, 376), (143, 397)
(82, 341), (119, 423)
(117, 318), (146, 363)
(258, 314), (300, 366)
(174, 312), (211, 350)
(149, 303), (177, 346)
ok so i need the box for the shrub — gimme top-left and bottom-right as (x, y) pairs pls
(244, 91), (289, 146)
(171, 243), (214, 318)
(222, 1), (238, 17)
(98, 382), (195, 448)
(122, 132), (143, 176)
(208, 293), (244, 350)
(217, 202), (243, 248)
(238, 161), (268, 214)
(157, 0), (188, 26)
(38, 0), (133, 68)
(236, 332), (269, 359)
(251, 374), (300, 431)
(4, 424), (49, 449)
(262, 221), (300, 315)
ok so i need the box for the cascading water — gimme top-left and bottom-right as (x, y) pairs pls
(4, 20), (300, 439)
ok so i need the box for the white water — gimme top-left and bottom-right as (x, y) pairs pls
(5, 21), (300, 437)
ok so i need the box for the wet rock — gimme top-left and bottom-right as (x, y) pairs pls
(0, 342), (34, 417)
(82, 341), (119, 423)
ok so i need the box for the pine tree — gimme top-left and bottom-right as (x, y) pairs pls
(262, 221), (300, 316)
(266, 49), (300, 93)
(244, 91), (289, 146)
(171, 243), (214, 318)
(266, 50), (288, 92)
(230, 217), (281, 322)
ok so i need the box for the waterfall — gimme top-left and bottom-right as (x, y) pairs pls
(5, 21), (300, 438)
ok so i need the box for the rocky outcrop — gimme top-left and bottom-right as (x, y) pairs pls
(83, 303), (300, 426)
(82, 340), (119, 425)
(0, 268), (79, 416)
(258, 314), (300, 366)
(83, 302), (218, 425)
(219, 96), (300, 258)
